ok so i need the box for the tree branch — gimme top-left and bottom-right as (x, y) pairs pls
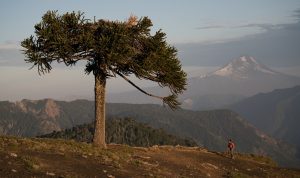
(113, 68), (164, 100)
(109, 66), (181, 109)
(126, 68), (163, 84)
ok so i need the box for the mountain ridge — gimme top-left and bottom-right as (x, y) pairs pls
(108, 56), (300, 110)
(0, 99), (299, 167)
(229, 85), (300, 149)
(204, 56), (280, 79)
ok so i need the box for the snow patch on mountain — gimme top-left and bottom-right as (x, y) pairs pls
(208, 56), (278, 79)
(213, 63), (234, 76)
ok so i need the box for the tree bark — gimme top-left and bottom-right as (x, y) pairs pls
(93, 74), (107, 148)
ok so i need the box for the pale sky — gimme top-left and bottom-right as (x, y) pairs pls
(1, 0), (300, 101)
(1, 0), (299, 45)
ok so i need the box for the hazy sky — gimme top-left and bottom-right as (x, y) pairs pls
(1, 0), (300, 101)
(1, 0), (299, 44)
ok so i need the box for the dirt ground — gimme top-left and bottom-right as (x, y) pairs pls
(0, 136), (299, 178)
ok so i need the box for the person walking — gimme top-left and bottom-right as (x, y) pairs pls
(227, 139), (235, 159)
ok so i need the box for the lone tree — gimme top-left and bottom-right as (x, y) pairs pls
(21, 11), (186, 148)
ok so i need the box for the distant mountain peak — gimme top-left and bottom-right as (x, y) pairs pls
(231, 56), (266, 69)
(211, 56), (278, 79)
(238, 55), (258, 63)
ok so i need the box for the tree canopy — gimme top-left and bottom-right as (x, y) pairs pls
(21, 11), (186, 108)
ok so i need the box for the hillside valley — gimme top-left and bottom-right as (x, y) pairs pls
(0, 99), (299, 167)
(229, 85), (300, 149)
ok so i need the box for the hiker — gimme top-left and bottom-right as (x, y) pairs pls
(227, 139), (235, 159)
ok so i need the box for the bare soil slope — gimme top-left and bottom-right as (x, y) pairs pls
(0, 136), (299, 178)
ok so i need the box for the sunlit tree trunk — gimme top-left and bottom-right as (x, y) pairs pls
(93, 74), (106, 148)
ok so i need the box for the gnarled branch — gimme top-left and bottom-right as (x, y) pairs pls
(110, 67), (180, 109)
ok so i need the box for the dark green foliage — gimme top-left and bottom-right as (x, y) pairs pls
(39, 117), (197, 147)
(21, 11), (186, 108)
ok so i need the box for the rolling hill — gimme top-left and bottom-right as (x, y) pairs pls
(0, 99), (299, 167)
(230, 85), (300, 150)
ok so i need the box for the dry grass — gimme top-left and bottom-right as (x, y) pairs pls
(0, 135), (299, 178)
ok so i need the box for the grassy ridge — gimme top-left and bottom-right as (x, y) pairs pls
(1, 136), (299, 178)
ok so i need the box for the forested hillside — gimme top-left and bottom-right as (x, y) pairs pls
(39, 117), (197, 147)
(0, 99), (299, 167)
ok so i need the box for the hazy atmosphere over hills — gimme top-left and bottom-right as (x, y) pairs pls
(108, 56), (300, 110)
(0, 99), (299, 167)
(230, 85), (300, 149)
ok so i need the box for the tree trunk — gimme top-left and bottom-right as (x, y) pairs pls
(93, 74), (106, 148)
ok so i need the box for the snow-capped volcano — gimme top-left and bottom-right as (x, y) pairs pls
(178, 55), (300, 109)
(211, 56), (278, 79)
(108, 55), (300, 111)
